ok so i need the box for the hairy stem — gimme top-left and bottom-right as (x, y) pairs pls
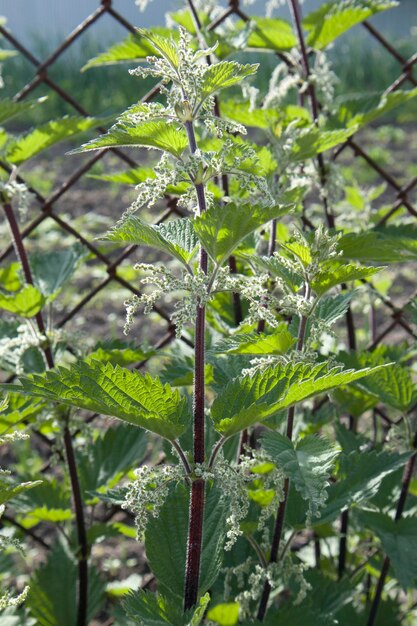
(3, 200), (89, 626)
(366, 427), (417, 626)
(183, 116), (208, 612)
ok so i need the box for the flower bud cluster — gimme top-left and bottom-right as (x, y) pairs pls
(123, 463), (184, 540)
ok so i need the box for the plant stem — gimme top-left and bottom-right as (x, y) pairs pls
(183, 116), (209, 612)
(257, 285), (310, 621)
(3, 200), (89, 626)
(366, 427), (417, 626)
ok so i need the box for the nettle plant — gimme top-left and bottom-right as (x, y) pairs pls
(1, 1), (417, 625)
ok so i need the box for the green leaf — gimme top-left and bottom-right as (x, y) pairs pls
(194, 202), (291, 266)
(2, 360), (190, 441)
(200, 62), (258, 103)
(27, 542), (105, 626)
(0, 97), (44, 125)
(337, 351), (417, 412)
(187, 593), (211, 626)
(145, 483), (227, 604)
(206, 603), (239, 626)
(211, 324), (295, 356)
(261, 432), (340, 517)
(290, 127), (356, 161)
(86, 340), (155, 367)
(123, 590), (171, 625)
(338, 226), (417, 262)
(77, 424), (147, 493)
(0, 393), (45, 435)
(29, 243), (87, 300)
(303, 0), (398, 49)
(103, 216), (198, 268)
(0, 480), (42, 507)
(211, 362), (388, 437)
(317, 449), (411, 525)
(245, 17), (297, 51)
(81, 29), (176, 71)
(0, 262), (22, 292)
(311, 260), (383, 295)
(137, 28), (179, 69)
(311, 292), (354, 327)
(71, 121), (188, 158)
(357, 510), (417, 589)
(333, 89), (417, 129)
(0, 284), (45, 317)
(6, 116), (98, 165)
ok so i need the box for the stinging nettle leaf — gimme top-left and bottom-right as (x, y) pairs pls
(316, 449), (411, 525)
(194, 202), (291, 266)
(7, 116), (99, 165)
(0, 284), (45, 318)
(303, 0), (398, 50)
(0, 97), (45, 126)
(211, 324), (295, 356)
(211, 362), (388, 437)
(261, 432), (340, 517)
(29, 243), (88, 301)
(81, 28), (177, 71)
(200, 61), (258, 104)
(71, 120), (188, 158)
(244, 17), (297, 51)
(311, 261), (384, 295)
(102, 216), (198, 269)
(1, 360), (190, 441)
(332, 89), (417, 130)
(356, 510), (417, 590)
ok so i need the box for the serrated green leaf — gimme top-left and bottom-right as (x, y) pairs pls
(311, 261), (383, 295)
(103, 216), (198, 268)
(122, 590), (171, 625)
(1, 361), (190, 441)
(81, 28), (176, 71)
(290, 127), (356, 161)
(194, 202), (291, 266)
(211, 324), (295, 356)
(0, 284), (45, 317)
(338, 226), (417, 263)
(303, 0), (398, 49)
(357, 510), (417, 589)
(86, 340), (155, 367)
(312, 291), (354, 326)
(317, 449), (411, 525)
(6, 116), (98, 164)
(200, 62), (258, 103)
(137, 28), (179, 68)
(0, 97), (43, 125)
(0, 480), (42, 507)
(72, 121), (188, 158)
(245, 17), (297, 51)
(29, 243), (87, 300)
(337, 351), (417, 412)
(261, 432), (340, 516)
(0, 393), (45, 435)
(27, 542), (105, 626)
(77, 424), (147, 493)
(333, 89), (417, 129)
(211, 362), (387, 437)
(145, 483), (227, 604)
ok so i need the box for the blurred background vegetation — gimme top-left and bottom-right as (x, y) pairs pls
(0, 0), (416, 126)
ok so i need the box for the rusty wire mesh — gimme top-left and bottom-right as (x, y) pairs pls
(0, 0), (416, 360)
